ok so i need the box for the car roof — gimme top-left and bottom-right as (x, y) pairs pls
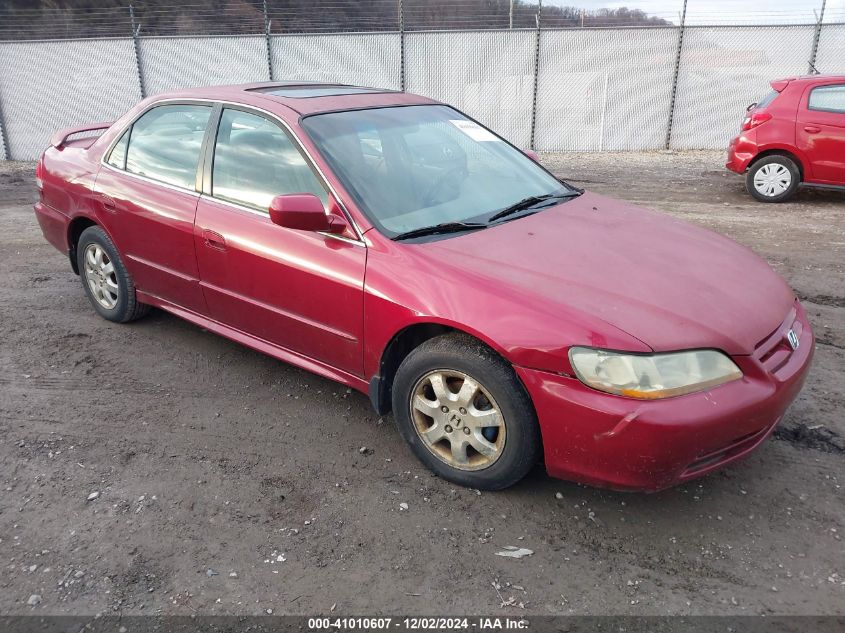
(156, 81), (440, 116)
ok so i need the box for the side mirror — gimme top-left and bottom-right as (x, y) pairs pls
(523, 149), (540, 163)
(268, 193), (347, 234)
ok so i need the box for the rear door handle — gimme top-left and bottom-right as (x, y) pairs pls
(202, 229), (226, 251)
(803, 126), (821, 134)
(99, 193), (117, 212)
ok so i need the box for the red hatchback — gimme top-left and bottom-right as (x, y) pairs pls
(35, 83), (813, 491)
(726, 74), (845, 202)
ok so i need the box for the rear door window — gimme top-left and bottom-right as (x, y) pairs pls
(211, 108), (327, 212)
(808, 85), (845, 114)
(124, 104), (212, 189)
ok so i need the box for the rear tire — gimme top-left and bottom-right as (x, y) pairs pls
(746, 155), (800, 203)
(76, 226), (149, 323)
(391, 334), (541, 490)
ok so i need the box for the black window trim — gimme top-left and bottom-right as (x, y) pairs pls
(807, 83), (845, 115)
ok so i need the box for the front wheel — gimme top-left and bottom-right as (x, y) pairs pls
(746, 155), (800, 202)
(391, 334), (542, 490)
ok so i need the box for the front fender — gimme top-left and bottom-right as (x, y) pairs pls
(361, 243), (650, 379)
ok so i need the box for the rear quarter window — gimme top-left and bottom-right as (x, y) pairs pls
(808, 85), (845, 114)
(106, 129), (129, 170)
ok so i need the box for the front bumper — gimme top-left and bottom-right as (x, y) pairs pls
(517, 301), (814, 491)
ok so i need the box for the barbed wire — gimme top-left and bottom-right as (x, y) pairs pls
(0, 0), (837, 40)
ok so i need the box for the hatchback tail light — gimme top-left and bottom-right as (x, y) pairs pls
(741, 111), (772, 132)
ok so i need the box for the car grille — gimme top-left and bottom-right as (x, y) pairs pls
(753, 303), (801, 378)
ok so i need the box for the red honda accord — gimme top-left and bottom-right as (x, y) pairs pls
(34, 83), (813, 491)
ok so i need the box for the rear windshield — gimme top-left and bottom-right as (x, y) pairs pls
(755, 90), (779, 109)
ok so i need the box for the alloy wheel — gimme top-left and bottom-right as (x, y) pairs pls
(410, 369), (506, 471)
(83, 243), (119, 309)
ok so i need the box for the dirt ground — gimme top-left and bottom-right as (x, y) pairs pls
(0, 151), (843, 617)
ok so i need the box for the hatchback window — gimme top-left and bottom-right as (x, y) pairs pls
(125, 104), (212, 189)
(809, 85), (845, 114)
(211, 108), (327, 212)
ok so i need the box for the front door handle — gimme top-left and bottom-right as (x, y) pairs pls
(202, 229), (226, 251)
(804, 125), (821, 134)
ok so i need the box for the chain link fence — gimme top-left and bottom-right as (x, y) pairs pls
(0, 7), (842, 160)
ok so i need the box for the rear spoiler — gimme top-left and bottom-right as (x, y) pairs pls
(50, 121), (113, 149)
(770, 79), (792, 92)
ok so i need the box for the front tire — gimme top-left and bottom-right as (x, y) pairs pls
(746, 155), (800, 202)
(391, 334), (541, 490)
(76, 226), (149, 323)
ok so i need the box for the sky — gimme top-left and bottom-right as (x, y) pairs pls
(544, 0), (844, 25)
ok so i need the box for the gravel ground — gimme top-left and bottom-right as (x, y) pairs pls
(0, 151), (843, 616)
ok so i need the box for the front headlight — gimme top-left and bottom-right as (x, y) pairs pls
(568, 347), (742, 399)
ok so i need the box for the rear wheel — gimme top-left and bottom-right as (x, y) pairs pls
(391, 334), (541, 490)
(746, 155), (800, 202)
(76, 226), (149, 323)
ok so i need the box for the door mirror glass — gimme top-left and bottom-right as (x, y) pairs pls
(269, 194), (346, 234)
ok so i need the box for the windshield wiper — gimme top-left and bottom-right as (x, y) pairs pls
(392, 221), (488, 241)
(487, 190), (582, 223)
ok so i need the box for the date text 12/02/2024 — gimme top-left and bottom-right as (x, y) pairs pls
(307, 617), (529, 630)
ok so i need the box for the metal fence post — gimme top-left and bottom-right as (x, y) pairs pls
(529, 8), (542, 150)
(129, 3), (146, 99)
(809, 0), (827, 73)
(0, 92), (10, 161)
(664, 0), (688, 150)
(263, 0), (275, 81)
(398, 0), (406, 91)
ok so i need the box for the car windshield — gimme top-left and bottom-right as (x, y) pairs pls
(301, 105), (572, 238)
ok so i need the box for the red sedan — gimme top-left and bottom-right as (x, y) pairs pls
(726, 74), (845, 202)
(34, 83), (813, 491)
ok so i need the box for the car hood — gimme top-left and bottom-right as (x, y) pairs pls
(420, 192), (794, 355)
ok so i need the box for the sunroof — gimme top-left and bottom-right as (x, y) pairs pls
(250, 85), (389, 98)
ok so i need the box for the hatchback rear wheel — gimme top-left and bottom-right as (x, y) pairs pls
(746, 155), (800, 202)
(392, 334), (541, 490)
